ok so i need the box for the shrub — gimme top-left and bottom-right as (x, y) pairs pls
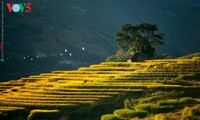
(114, 109), (147, 119)
(106, 55), (119, 62)
(181, 105), (200, 120)
(181, 107), (193, 120)
(157, 54), (173, 59)
(101, 114), (119, 120)
(135, 104), (174, 114)
(106, 49), (130, 62)
(27, 109), (61, 120)
(154, 114), (166, 120)
(124, 99), (134, 109)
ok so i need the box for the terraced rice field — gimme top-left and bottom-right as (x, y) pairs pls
(0, 57), (200, 119)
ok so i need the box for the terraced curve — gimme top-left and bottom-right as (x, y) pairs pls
(0, 57), (200, 119)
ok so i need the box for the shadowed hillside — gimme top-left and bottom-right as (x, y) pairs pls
(1, 0), (200, 81)
(0, 53), (200, 120)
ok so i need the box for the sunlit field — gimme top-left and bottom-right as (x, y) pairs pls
(0, 56), (200, 120)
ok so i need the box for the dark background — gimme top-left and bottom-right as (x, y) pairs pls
(0, 0), (200, 81)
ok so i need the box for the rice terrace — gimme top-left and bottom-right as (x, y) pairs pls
(0, 52), (200, 120)
(1, 0), (200, 119)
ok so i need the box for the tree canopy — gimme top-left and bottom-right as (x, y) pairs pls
(107, 23), (164, 62)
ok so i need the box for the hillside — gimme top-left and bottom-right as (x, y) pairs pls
(0, 55), (200, 120)
(1, 0), (200, 82)
(179, 52), (200, 59)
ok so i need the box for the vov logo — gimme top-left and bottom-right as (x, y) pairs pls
(6, 3), (31, 13)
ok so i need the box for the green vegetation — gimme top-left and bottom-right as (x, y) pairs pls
(0, 53), (199, 120)
(27, 109), (61, 120)
(157, 97), (198, 106)
(114, 109), (148, 119)
(157, 54), (173, 59)
(181, 105), (200, 120)
(107, 23), (164, 62)
(101, 114), (119, 120)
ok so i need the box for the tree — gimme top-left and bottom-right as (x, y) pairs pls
(112, 23), (164, 61)
(157, 54), (173, 59)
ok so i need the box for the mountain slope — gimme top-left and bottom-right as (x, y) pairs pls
(1, 0), (200, 81)
(0, 54), (200, 120)
(179, 52), (200, 59)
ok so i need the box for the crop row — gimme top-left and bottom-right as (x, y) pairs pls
(0, 102), (78, 108)
(0, 106), (25, 111)
(18, 88), (141, 92)
(78, 67), (137, 71)
(0, 99), (95, 104)
(5, 96), (100, 101)
(65, 84), (181, 89)
(59, 74), (118, 77)
(28, 91), (121, 95)
(18, 94), (112, 98)
(53, 71), (135, 74)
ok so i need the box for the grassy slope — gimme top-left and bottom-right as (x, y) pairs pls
(178, 52), (200, 59)
(0, 54), (200, 120)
